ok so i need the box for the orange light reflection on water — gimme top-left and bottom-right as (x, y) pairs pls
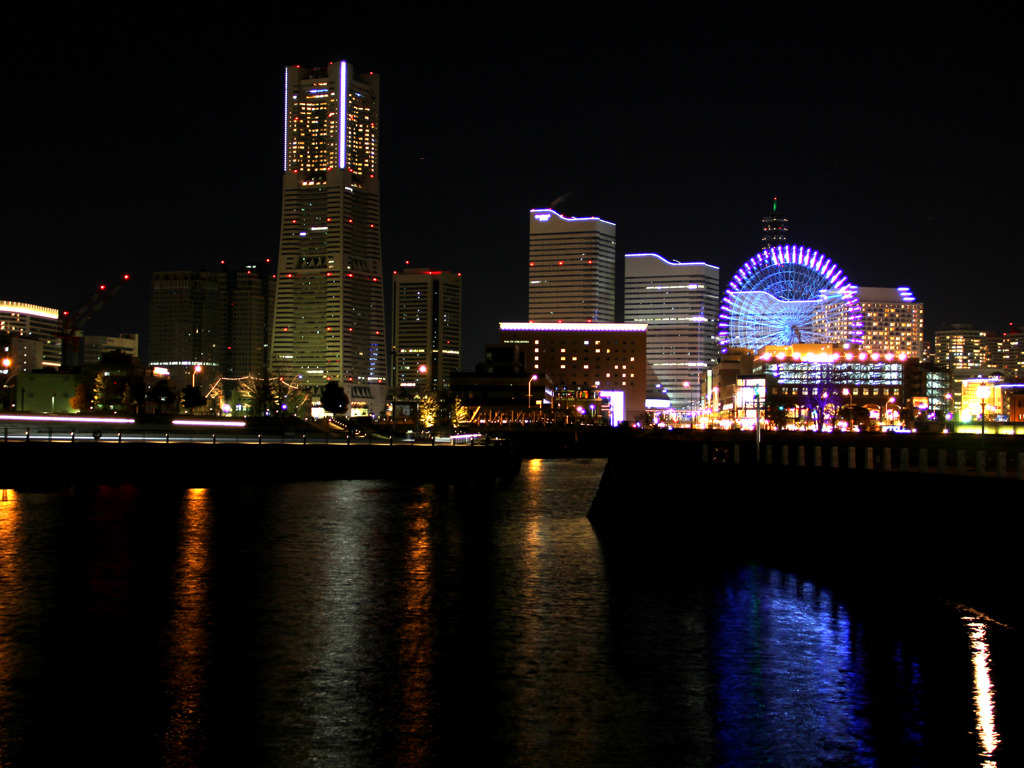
(964, 615), (1000, 766)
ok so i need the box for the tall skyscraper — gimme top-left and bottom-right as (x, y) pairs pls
(624, 254), (719, 410)
(270, 62), (386, 389)
(391, 269), (462, 390)
(761, 197), (788, 250)
(529, 209), (616, 323)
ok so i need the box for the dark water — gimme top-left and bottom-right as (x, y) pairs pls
(0, 459), (1019, 766)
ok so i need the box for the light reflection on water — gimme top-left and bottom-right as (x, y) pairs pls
(0, 462), (1019, 766)
(965, 612), (1000, 766)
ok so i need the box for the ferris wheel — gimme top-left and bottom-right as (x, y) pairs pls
(719, 245), (863, 352)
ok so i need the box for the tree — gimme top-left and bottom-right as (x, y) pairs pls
(417, 388), (468, 434)
(70, 380), (93, 413)
(320, 382), (349, 415)
(147, 380), (177, 413)
(182, 384), (207, 412)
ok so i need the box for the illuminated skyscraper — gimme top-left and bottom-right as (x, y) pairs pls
(391, 269), (462, 390)
(624, 254), (719, 410)
(761, 197), (788, 249)
(529, 209), (616, 323)
(270, 62), (386, 389)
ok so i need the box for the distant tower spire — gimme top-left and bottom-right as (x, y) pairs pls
(761, 197), (788, 250)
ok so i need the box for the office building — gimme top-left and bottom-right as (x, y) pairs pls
(149, 271), (227, 390)
(83, 334), (139, 364)
(761, 198), (788, 250)
(391, 269), (462, 390)
(270, 62), (386, 389)
(227, 262), (275, 380)
(529, 209), (615, 323)
(499, 322), (647, 424)
(624, 254), (719, 411)
(855, 286), (924, 357)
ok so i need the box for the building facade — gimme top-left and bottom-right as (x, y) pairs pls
(623, 254), (719, 411)
(391, 269), (462, 390)
(227, 262), (275, 380)
(498, 322), (647, 424)
(83, 334), (139, 364)
(528, 209), (616, 323)
(855, 286), (924, 358)
(761, 197), (788, 250)
(934, 324), (987, 374)
(270, 62), (386, 389)
(149, 271), (227, 390)
(0, 301), (61, 371)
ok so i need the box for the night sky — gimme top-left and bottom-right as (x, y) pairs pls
(3, 7), (1020, 364)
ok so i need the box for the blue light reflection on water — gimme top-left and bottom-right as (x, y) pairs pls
(0, 464), (1018, 766)
(713, 568), (876, 766)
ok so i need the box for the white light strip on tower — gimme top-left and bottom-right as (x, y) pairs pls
(339, 61), (347, 170)
(283, 67), (290, 172)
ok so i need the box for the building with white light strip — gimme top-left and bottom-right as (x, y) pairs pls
(623, 254), (719, 412)
(528, 209), (616, 323)
(270, 62), (386, 390)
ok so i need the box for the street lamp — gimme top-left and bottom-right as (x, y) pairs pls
(526, 373), (539, 417)
(192, 364), (202, 388)
(977, 384), (991, 437)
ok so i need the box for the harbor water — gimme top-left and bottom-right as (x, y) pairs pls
(0, 458), (1019, 766)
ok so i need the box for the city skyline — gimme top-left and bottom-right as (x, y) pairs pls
(2, 9), (1019, 366)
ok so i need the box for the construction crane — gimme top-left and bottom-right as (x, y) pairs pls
(59, 274), (131, 368)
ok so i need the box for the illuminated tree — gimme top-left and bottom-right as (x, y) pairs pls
(417, 388), (468, 434)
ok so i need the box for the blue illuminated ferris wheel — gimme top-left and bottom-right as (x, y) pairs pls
(719, 245), (863, 352)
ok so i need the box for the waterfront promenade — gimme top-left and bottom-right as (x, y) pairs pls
(1, 414), (1020, 489)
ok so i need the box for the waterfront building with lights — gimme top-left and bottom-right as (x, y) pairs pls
(855, 286), (924, 358)
(270, 62), (386, 390)
(391, 269), (462, 390)
(528, 209), (616, 323)
(498, 322), (646, 424)
(740, 345), (949, 430)
(623, 253), (719, 412)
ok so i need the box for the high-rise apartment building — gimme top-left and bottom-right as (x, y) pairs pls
(623, 254), (719, 410)
(270, 62), (386, 389)
(761, 198), (788, 250)
(985, 324), (1024, 380)
(934, 324), (987, 374)
(391, 269), (462, 390)
(855, 286), (924, 358)
(529, 209), (616, 323)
